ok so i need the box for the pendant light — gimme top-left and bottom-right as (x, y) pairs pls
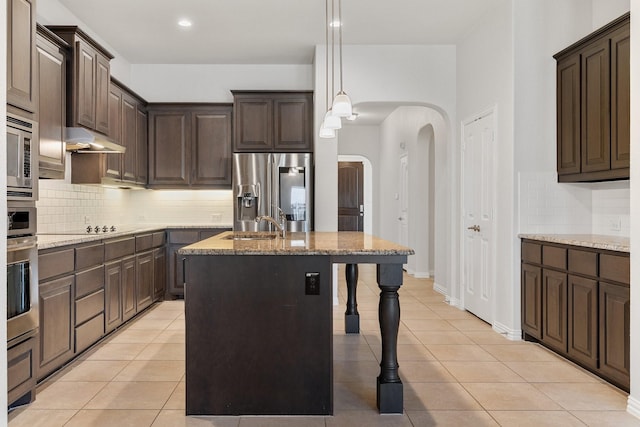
(320, 0), (340, 137)
(331, 0), (352, 118)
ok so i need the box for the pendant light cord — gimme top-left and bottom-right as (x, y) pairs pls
(331, 0), (336, 101)
(338, 0), (344, 93)
(325, 0), (330, 111)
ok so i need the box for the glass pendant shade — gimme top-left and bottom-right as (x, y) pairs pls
(332, 91), (352, 117)
(319, 123), (336, 138)
(323, 109), (342, 130)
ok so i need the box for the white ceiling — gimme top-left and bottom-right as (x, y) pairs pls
(57, 0), (503, 65)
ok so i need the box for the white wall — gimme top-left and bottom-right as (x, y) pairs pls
(628, 0), (640, 417)
(131, 64), (313, 103)
(314, 44), (457, 290)
(36, 0), (133, 84)
(593, 0), (631, 28)
(457, 0), (515, 332)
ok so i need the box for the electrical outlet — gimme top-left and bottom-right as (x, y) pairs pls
(305, 272), (320, 295)
(84, 215), (91, 224)
(608, 217), (621, 231)
(211, 213), (222, 222)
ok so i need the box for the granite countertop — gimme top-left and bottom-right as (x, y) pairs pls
(178, 231), (416, 256)
(37, 224), (232, 250)
(518, 234), (629, 253)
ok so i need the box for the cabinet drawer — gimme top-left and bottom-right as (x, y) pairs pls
(152, 231), (166, 247)
(104, 237), (135, 261)
(568, 249), (597, 277)
(8, 336), (36, 398)
(136, 234), (153, 252)
(39, 248), (75, 281)
(75, 265), (105, 298)
(76, 243), (104, 270)
(169, 230), (199, 244)
(600, 253), (630, 285)
(521, 241), (542, 264)
(75, 290), (105, 325)
(542, 245), (567, 269)
(75, 313), (105, 353)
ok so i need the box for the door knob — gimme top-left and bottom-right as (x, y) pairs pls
(467, 225), (480, 232)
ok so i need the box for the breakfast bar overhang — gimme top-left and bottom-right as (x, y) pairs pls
(179, 231), (414, 416)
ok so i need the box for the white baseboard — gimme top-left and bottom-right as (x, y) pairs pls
(627, 395), (640, 419)
(492, 321), (521, 341)
(411, 271), (430, 279)
(433, 282), (447, 295)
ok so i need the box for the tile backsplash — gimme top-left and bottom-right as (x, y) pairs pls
(37, 180), (233, 233)
(519, 171), (630, 237)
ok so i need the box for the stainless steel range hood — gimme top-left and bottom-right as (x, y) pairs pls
(65, 127), (126, 153)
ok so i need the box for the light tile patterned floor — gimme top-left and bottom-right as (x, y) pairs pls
(9, 265), (640, 426)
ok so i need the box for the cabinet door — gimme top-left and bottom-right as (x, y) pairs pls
(599, 281), (630, 389)
(234, 98), (272, 151)
(153, 247), (167, 301)
(191, 108), (232, 187)
(521, 263), (542, 339)
(7, 0), (36, 113)
(580, 38), (610, 173)
(136, 251), (154, 311)
(136, 107), (148, 184)
(168, 244), (187, 296)
(75, 39), (97, 130)
(541, 269), (567, 353)
(104, 260), (122, 333)
(567, 275), (598, 369)
(148, 110), (191, 186)
(106, 84), (123, 180)
(36, 31), (66, 179)
(274, 94), (312, 151)
(95, 53), (111, 135)
(121, 94), (138, 182)
(610, 26), (630, 170)
(8, 335), (37, 407)
(122, 256), (137, 321)
(38, 275), (75, 379)
(556, 55), (581, 176)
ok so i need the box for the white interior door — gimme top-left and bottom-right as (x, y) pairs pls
(398, 154), (409, 248)
(462, 111), (495, 323)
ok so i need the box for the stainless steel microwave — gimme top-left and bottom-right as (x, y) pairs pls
(7, 113), (37, 201)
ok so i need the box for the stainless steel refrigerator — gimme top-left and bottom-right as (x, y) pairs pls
(233, 153), (313, 232)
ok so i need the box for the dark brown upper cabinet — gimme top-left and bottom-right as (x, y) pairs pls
(554, 13), (629, 182)
(46, 26), (113, 136)
(36, 25), (67, 179)
(7, 0), (37, 116)
(148, 104), (232, 189)
(71, 79), (147, 187)
(232, 91), (313, 152)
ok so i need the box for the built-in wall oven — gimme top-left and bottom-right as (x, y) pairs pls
(7, 113), (37, 201)
(7, 202), (38, 343)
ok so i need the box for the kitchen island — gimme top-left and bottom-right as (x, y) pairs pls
(179, 231), (414, 415)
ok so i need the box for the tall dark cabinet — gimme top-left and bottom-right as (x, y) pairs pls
(7, 0), (37, 115)
(554, 13), (629, 182)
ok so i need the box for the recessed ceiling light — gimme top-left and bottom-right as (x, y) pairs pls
(178, 18), (193, 28)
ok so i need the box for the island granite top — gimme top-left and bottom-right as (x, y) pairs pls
(518, 233), (629, 253)
(178, 231), (415, 256)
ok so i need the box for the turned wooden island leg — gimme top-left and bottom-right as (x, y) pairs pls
(376, 263), (403, 414)
(345, 263), (360, 333)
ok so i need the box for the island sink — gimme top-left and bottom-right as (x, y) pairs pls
(221, 232), (277, 240)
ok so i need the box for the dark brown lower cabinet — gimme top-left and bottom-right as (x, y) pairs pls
(521, 264), (542, 339)
(136, 251), (154, 311)
(521, 239), (630, 391)
(567, 275), (598, 369)
(599, 281), (630, 389)
(38, 275), (75, 379)
(105, 260), (123, 334)
(8, 334), (37, 408)
(122, 255), (137, 322)
(153, 247), (167, 301)
(541, 269), (567, 353)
